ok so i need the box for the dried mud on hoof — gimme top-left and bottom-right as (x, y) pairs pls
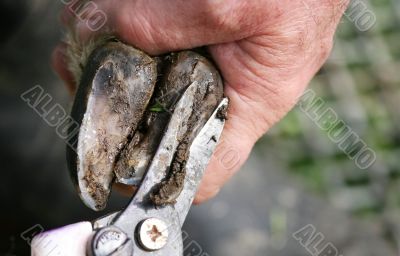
(67, 41), (224, 211)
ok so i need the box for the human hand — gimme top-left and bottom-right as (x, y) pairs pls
(53, 0), (349, 204)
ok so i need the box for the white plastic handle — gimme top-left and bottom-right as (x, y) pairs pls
(31, 222), (93, 256)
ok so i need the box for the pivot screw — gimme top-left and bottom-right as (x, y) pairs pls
(137, 218), (169, 251)
(90, 226), (133, 256)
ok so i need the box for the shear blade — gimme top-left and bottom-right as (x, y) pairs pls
(91, 97), (228, 256)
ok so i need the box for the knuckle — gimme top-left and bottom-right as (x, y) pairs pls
(203, 0), (246, 33)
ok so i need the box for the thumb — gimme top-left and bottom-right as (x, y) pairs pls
(74, 0), (271, 54)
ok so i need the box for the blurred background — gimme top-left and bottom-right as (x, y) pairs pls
(1, 0), (399, 255)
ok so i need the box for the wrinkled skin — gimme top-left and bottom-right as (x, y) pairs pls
(54, 0), (350, 204)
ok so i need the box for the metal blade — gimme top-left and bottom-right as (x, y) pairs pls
(91, 93), (228, 256)
(174, 98), (228, 226)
